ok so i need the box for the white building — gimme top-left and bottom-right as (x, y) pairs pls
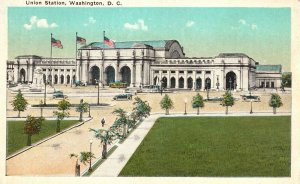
(7, 39), (282, 91)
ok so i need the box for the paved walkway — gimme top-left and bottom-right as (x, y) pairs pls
(90, 112), (291, 177)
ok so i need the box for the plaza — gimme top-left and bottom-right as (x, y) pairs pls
(6, 84), (291, 176)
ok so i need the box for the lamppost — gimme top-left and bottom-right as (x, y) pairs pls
(88, 104), (91, 118)
(250, 99), (253, 114)
(206, 80), (209, 100)
(89, 139), (93, 172)
(44, 78), (49, 106)
(95, 79), (100, 105)
(184, 98), (187, 115)
(216, 75), (219, 90)
(160, 80), (164, 96)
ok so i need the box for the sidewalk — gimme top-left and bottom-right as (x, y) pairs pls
(90, 112), (291, 177)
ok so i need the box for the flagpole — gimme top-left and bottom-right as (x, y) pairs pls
(74, 32), (78, 87)
(103, 30), (105, 42)
(50, 33), (53, 86)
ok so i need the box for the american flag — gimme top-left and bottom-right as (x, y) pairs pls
(104, 36), (115, 48)
(77, 36), (86, 45)
(51, 38), (63, 49)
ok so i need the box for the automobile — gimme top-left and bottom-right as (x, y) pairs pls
(141, 85), (161, 93)
(75, 80), (87, 87)
(53, 91), (68, 99)
(241, 95), (260, 102)
(113, 93), (133, 100)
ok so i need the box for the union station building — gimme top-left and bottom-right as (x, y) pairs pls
(6, 39), (282, 91)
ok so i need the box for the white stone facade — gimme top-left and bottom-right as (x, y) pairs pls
(7, 40), (282, 91)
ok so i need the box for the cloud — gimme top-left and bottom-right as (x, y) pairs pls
(236, 19), (258, 31)
(186, 20), (195, 27)
(124, 19), (148, 31)
(88, 17), (96, 24)
(24, 16), (58, 30)
(239, 19), (247, 25)
(251, 24), (258, 30)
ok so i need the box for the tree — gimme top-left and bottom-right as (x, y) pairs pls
(132, 97), (151, 121)
(57, 98), (71, 113)
(160, 94), (174, 115)
(76, 99), (88, 121)
(11, 90), (28, 117)
(90, 128), (115, 159)
(269, 93), (283, 114)
(281, 72), (292, 91)
(53, 99), (71, 132)
(53, 111), (69, 132)
(70, 152), (95, 176)
(24, 115), (44, 146)
(221, 90), (234, 114)
(112, 108), (128, 138)
(192, 93), (204, 115)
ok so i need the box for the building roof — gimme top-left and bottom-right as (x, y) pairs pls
(256, 65), (282, 72)
(80, 40), (178, 50)
(217, 53), (249, 58)
(15, 55), (42, 59)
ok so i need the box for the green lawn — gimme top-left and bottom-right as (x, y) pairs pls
(119, 116), (290, 177)
(7, 120), (79, 156)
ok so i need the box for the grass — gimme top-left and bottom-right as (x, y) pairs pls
(7, 119), (80, 156)
(119, 116), (290, 177)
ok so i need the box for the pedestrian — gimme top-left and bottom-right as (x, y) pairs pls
(101, 118), (105, 127)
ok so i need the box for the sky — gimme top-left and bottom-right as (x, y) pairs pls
(8, 7), (291, 71)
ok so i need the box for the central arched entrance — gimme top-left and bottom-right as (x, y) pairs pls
(106, 66), (115, 85)
(90, 66), (100, 85)
(226, 71), (237, 90)
(196, 78), (202, 90)
(120, 66), (131, 86)
(205, 78), (211, 90)
(162, 77), (167, 88)
(20, 68), (26, 83)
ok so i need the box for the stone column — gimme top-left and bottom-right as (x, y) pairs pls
(175, 71), (179, 88)
(64, 69), (67, 85)
(167, 70), (171, 88)
(193, 71), (196, 90)
(184, 71), (188, 89)
(45, 69), (48, 82)
(130, 64), (135, 87)
(201, 72), (205, 91)
(58, 69), (61, 84)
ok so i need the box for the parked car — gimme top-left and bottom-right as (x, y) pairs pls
(113, 93), (132, 100)
(241, 95), (260, 102)
(75, 80), (87, 87)
(53, 91), (68, 99)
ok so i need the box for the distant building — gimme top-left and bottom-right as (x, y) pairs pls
(7, 39), (282, 91)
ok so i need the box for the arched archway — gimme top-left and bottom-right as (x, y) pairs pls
(187, 77), (193, 89)
(205, 78), (211, 90)
(48, 75), (52, 84)
(60, 75), (64, 84)
(196, 78), (202, 90)
(67, 75), (70, 84)
(162, 77), (167, 88)
(54, 75), (58, 84)
(226, 71), (237, 90)
(20, 68), (26, 83)
(90, 66), (100, 85)
(120, 66), (131, 86)
(106, 66), (115, 84)
(179, 77), (184, 88)
(170, 77), (176, 88)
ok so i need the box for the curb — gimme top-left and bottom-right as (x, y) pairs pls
(6, 117), (93, 160)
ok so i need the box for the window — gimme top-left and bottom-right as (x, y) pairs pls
(73, 69), (75, 72)
(162, 71), (167, 73)
(196, 71), (201, 74)
(43, 69), (46, 71)
(154, 71), (159, 73)
(188, 71), (193, 74)
(67, 69), (70, 72)
(61, 69), (64, 72)
(179, 71), (184, 74)
(171, 71), (175, 73)
(55, 69), (58, 72)
(205, 71), (211, 74)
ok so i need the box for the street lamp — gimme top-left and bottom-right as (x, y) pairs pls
(184, 98), (187, 115)
(43, 78), (49, 106)
(89, 139), (93, 172)
(95, 79), (100, 105)
(250, 99), (253, 114)
(160, 80), (164, 96)
(216, 75), (219, 90)
(206, 80), (209, 100)
(88, 104), (91, 118)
